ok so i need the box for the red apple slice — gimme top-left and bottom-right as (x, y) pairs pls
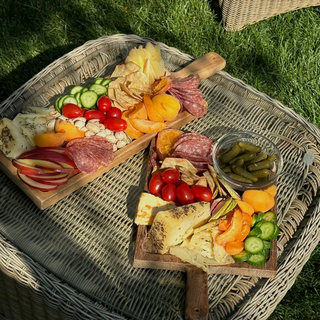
(20, 153), (76, 169)
(19, 147), (73, 158)
(12, 159), (47, 175)
(30, 176), (69, 186)
(35, 166), (80, 174)
(25, 172), (69, 180)
(17, 172), (59, 191)
(14, 158), (63, 171)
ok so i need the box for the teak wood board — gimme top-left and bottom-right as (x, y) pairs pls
(0, 111), (196, 210)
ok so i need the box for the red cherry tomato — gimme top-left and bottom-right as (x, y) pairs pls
(149, 172), (164, 195)
(191, 185), (213, 202)
(97, 95), (112, 112)
(161, 183), (176, 201)
(62, 103), (83, 118)
(84, 110), (106, 123)
(106, 107), (122, 118)
(174, 180), (188, 188)
(103, 118), (127, 132)
(162, 168), (180, 184)
(176, 184), (195, 205)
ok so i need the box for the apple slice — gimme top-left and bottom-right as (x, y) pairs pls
(14, 158), (63, 171)
(20, 153), (76, 169)
(25, 172), (69, 180)
(12, 159), (47, 175)
(19, 147), (73, 158)
(30, 176), (69, 186)
(35, 166), (80, 174)
(17, 171), (59, 191)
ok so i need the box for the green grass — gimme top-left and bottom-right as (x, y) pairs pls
(0, 0), (320, 318)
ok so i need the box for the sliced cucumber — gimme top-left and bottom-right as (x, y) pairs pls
(249, 227), (262, 237)
(233, 250), (250, 262)
(244, 236), (264, 254)
(89, 83), (107, 96)
(81, 87), (89, 93)
(54, 96), (63, 112)
(93, 77), (104, 84)
(101, 78), (112, 86)
(259, 221), (275, 240)
(75, 92), (82, 108)
(62, 95), (78, 106)
(262, 240), (273, 250)
(247, 254), (266, 266)
(251, 214), (258, 227)
(270, 224), (280, 240)
(80, 90), (98, 109)
(262, 211), (276, 222)
(58, 95), (66, 112)
(256, 212), (265, 222)
(69, 85), (83, 95)
(260, 248), (270, 256)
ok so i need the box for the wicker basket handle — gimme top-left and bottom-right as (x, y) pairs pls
(171, 52), (226, 80)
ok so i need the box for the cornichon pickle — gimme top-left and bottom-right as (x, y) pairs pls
(247, 159), (272, 171)
(246, 153), (268, 165)
(231, 165), (258, 182)
(238, 142), (262, 153)
(251, 169), (270, 178)
(219, 142), (242, 164)
(233, 158), (244, 166)
(268, 155), (276, 162)
(226, 172), (253, 183)
(222, 166), (232, 173)
(229, 152), (256, 164)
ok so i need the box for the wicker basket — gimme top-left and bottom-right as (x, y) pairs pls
(219, 0), (320, 31)
(1, 34), (320, 320)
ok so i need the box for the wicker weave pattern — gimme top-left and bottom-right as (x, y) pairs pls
(0, 34), (320, 320)
(218, 0), (320, 31)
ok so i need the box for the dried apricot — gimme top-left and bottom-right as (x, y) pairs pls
(156, 128), (184, 159)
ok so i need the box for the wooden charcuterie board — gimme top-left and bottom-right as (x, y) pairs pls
(133, 137), (277, 320)
(0, 51), (226, 210)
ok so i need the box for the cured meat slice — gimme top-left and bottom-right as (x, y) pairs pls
(66, 136), (114, 173)
(168, 75), (206, 117)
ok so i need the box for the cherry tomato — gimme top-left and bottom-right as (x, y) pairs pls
(162, 168), (180, 184)
(97, 96), (112, 113)
(149, 172), (164, 195)
(106, 107), (122, 118)
(62, 103), (83, 118)
(191, 185), (213, 202)
(161, 183), (176, 201)
(174, 180), (188, 188)
(176, 184), (194, 205)
(84, 110), (106, 123)
(103, 118), (127, 132)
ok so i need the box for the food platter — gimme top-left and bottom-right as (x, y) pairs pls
(0, 43), (225, 210)
(133, 136), (277, 320)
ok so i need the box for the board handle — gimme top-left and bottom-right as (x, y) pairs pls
(170, 52), (226, 80)
(184, 266), (209, 320)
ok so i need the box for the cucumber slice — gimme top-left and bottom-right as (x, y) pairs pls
(251, 214), (258, 227)
(270, 224), (280, 240)
(101, 78), (112, 86)
(80, 90), (98, 109)
(249, 227), (262, 237)
(256, 212), (265, 222)
(70, 85), (83, 95)
(93, 77), (104, 84)
(263, 240), (273, 250)
(89, 84), (107, 96)
(54, 96), (62, 112)
(259, 221), (275, 240)
(81, 87), (89, 93)
(262, 211), (276, 222)
(244, 237), (264, 254)
(75, 92), (82, 108)
(233, 250), (250, 262)
(260, 248), (270, 256)
(247, 254), (266, 266)
(62, 95), (78, 106)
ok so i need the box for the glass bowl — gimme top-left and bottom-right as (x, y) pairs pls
(212, 131), (283, 191)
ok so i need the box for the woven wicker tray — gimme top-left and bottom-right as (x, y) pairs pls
(1, 35), (320, 320)
(0, 43), (225, 210)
